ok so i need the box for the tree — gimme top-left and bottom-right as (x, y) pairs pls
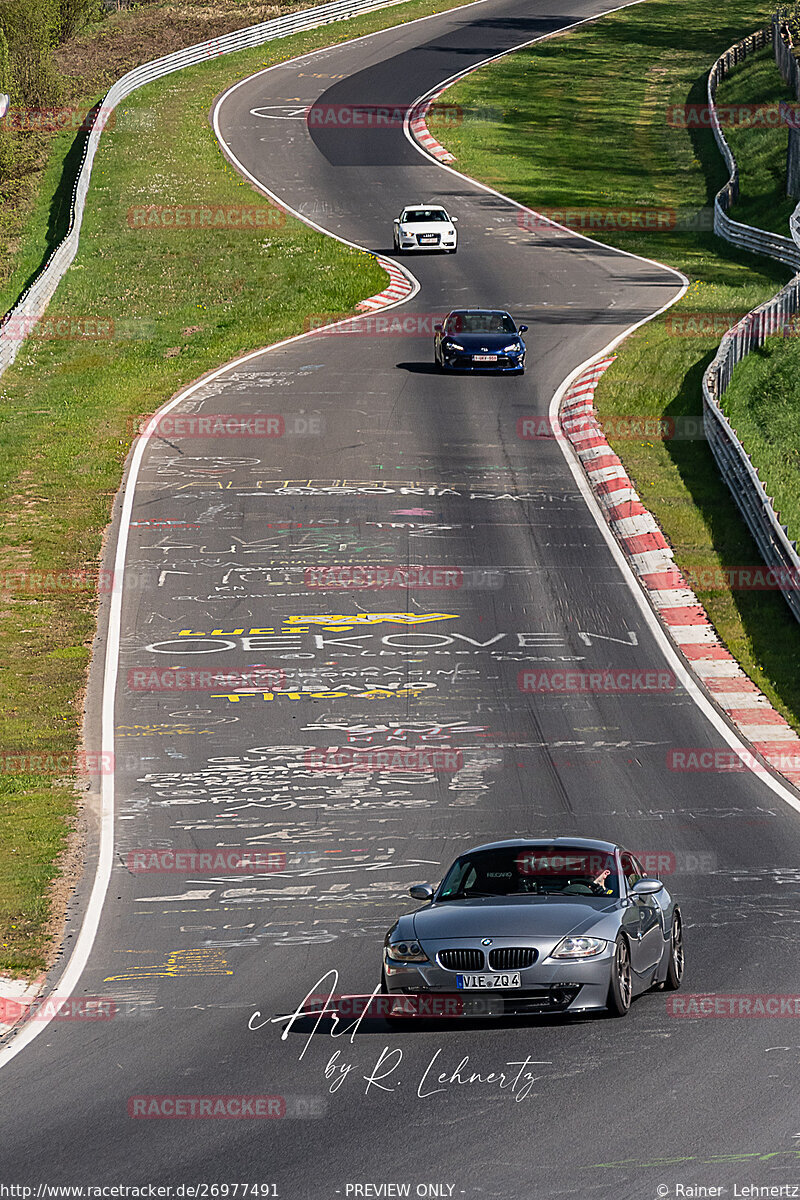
(56, 0), (104, 43)
(0, 0), (61, 108)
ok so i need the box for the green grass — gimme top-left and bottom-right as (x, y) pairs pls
(721, 335), (800, 544)
(427, 0), (800, 732)
(723, 44), (797, 235)
(0, 0), (472, 977)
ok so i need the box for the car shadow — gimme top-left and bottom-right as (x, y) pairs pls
(277, 1011), (606, 1034)
(396, 361), (442, 374)
(271, 998), (609, 1035)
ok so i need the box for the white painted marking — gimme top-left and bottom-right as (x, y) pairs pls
(647, 588), (701, 608)
(610, 513), (661, 538)
(737, 726), (798, 741)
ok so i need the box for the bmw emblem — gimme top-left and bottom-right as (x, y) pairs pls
(481, 938), (493, 946)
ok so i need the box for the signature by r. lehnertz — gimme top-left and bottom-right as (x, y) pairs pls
(249, 969), (551, 1102)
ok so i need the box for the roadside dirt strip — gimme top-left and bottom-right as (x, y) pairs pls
(560, 358), (800, 790)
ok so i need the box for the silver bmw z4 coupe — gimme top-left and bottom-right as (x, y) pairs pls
(381, 837), (684, 1018)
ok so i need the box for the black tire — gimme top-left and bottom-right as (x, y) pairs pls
(606, 935), (633, 1017)
(663, 910), (685, 991)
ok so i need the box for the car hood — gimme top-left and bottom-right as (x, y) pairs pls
(440, 332), (521, 349)
(400, 221), (454, 233)
(412, 896), (618, 941)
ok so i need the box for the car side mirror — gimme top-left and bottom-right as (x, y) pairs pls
(434, 323), (443, 333)
(518, 324), (528, 332)
(630, 878), (663, 896)
(452, 216), (459, 222)
(409, 883), (435, 901)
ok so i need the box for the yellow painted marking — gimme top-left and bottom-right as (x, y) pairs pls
(283, 613), (459, 631)
(103, 949), (233, 982)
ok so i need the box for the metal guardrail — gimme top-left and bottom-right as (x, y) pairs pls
(0, 0), (411, 377)
(775, 15), (800, 94)
(709, 27), (800, 269)
(702, 21), (800, 623)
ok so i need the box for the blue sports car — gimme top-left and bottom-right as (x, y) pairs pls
(434, 309), (527, 373)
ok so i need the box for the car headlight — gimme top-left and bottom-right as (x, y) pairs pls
(386, 939), (428, 963)
(549, 936), (608, 959)
(503, 342), (522, 353)
(444, 341), (464, 351)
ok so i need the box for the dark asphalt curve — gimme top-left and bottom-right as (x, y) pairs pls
(3, 2), (800, 1198)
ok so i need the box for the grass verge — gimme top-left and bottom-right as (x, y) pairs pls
(0, 0), (470, 977)
(427, 0), (800, 731)
(723, 43), (797, 235)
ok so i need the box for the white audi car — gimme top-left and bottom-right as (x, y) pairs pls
(393, 203), (458, 253)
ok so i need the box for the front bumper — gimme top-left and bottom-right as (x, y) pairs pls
(439, 352), (525, 372)
(384, 945), (613, 1014)
(399, 239), (457, 251)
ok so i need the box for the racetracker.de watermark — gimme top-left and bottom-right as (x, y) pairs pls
(127, 1096), (285, 1119)
(667, 748), (800, 774)
(519, 414), (707, 441)
(304, 748), (464, 772)
(519, 668), (676, 693)
(0, 997), (117, 1024)
(126, 849), (286, 873)
(137, 413), (323, 438)
(305, 313), (444, 336)
(1, 105), (115, 132)
(514, 850), (716, 876)
(306, 101), (468, 127)
(126, 668), (285, 691)
(303, 993), (496, 1017)
(666, 311), (800, 337)
(667, 101), (800, 128)
(0, 751), (113, 776)
(516, 207), (713, 232)
(303, 565), (502, 590)
(127, 204), (286, 230)
(0, 314), (114, 341)
(682, 565), (800, 591)
(667, 994), (800, 1017)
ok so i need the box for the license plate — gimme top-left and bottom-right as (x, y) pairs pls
(456, 972), (521, 989)
(472, 354), (498, 362)
(419, 235), (438, 243)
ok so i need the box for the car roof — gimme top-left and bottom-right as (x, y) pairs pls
(446, 308), (513, 316)
(455, 837), (620, 856)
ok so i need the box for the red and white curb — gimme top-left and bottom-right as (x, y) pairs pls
(408, 92), (456, 163)
(357, 255), (415, 311)
(561, 356), (800, 789)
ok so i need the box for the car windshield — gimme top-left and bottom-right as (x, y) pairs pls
(437, 845), (620, 899)
(444, 312), (517, 335)
(403, 209), (448, 222)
